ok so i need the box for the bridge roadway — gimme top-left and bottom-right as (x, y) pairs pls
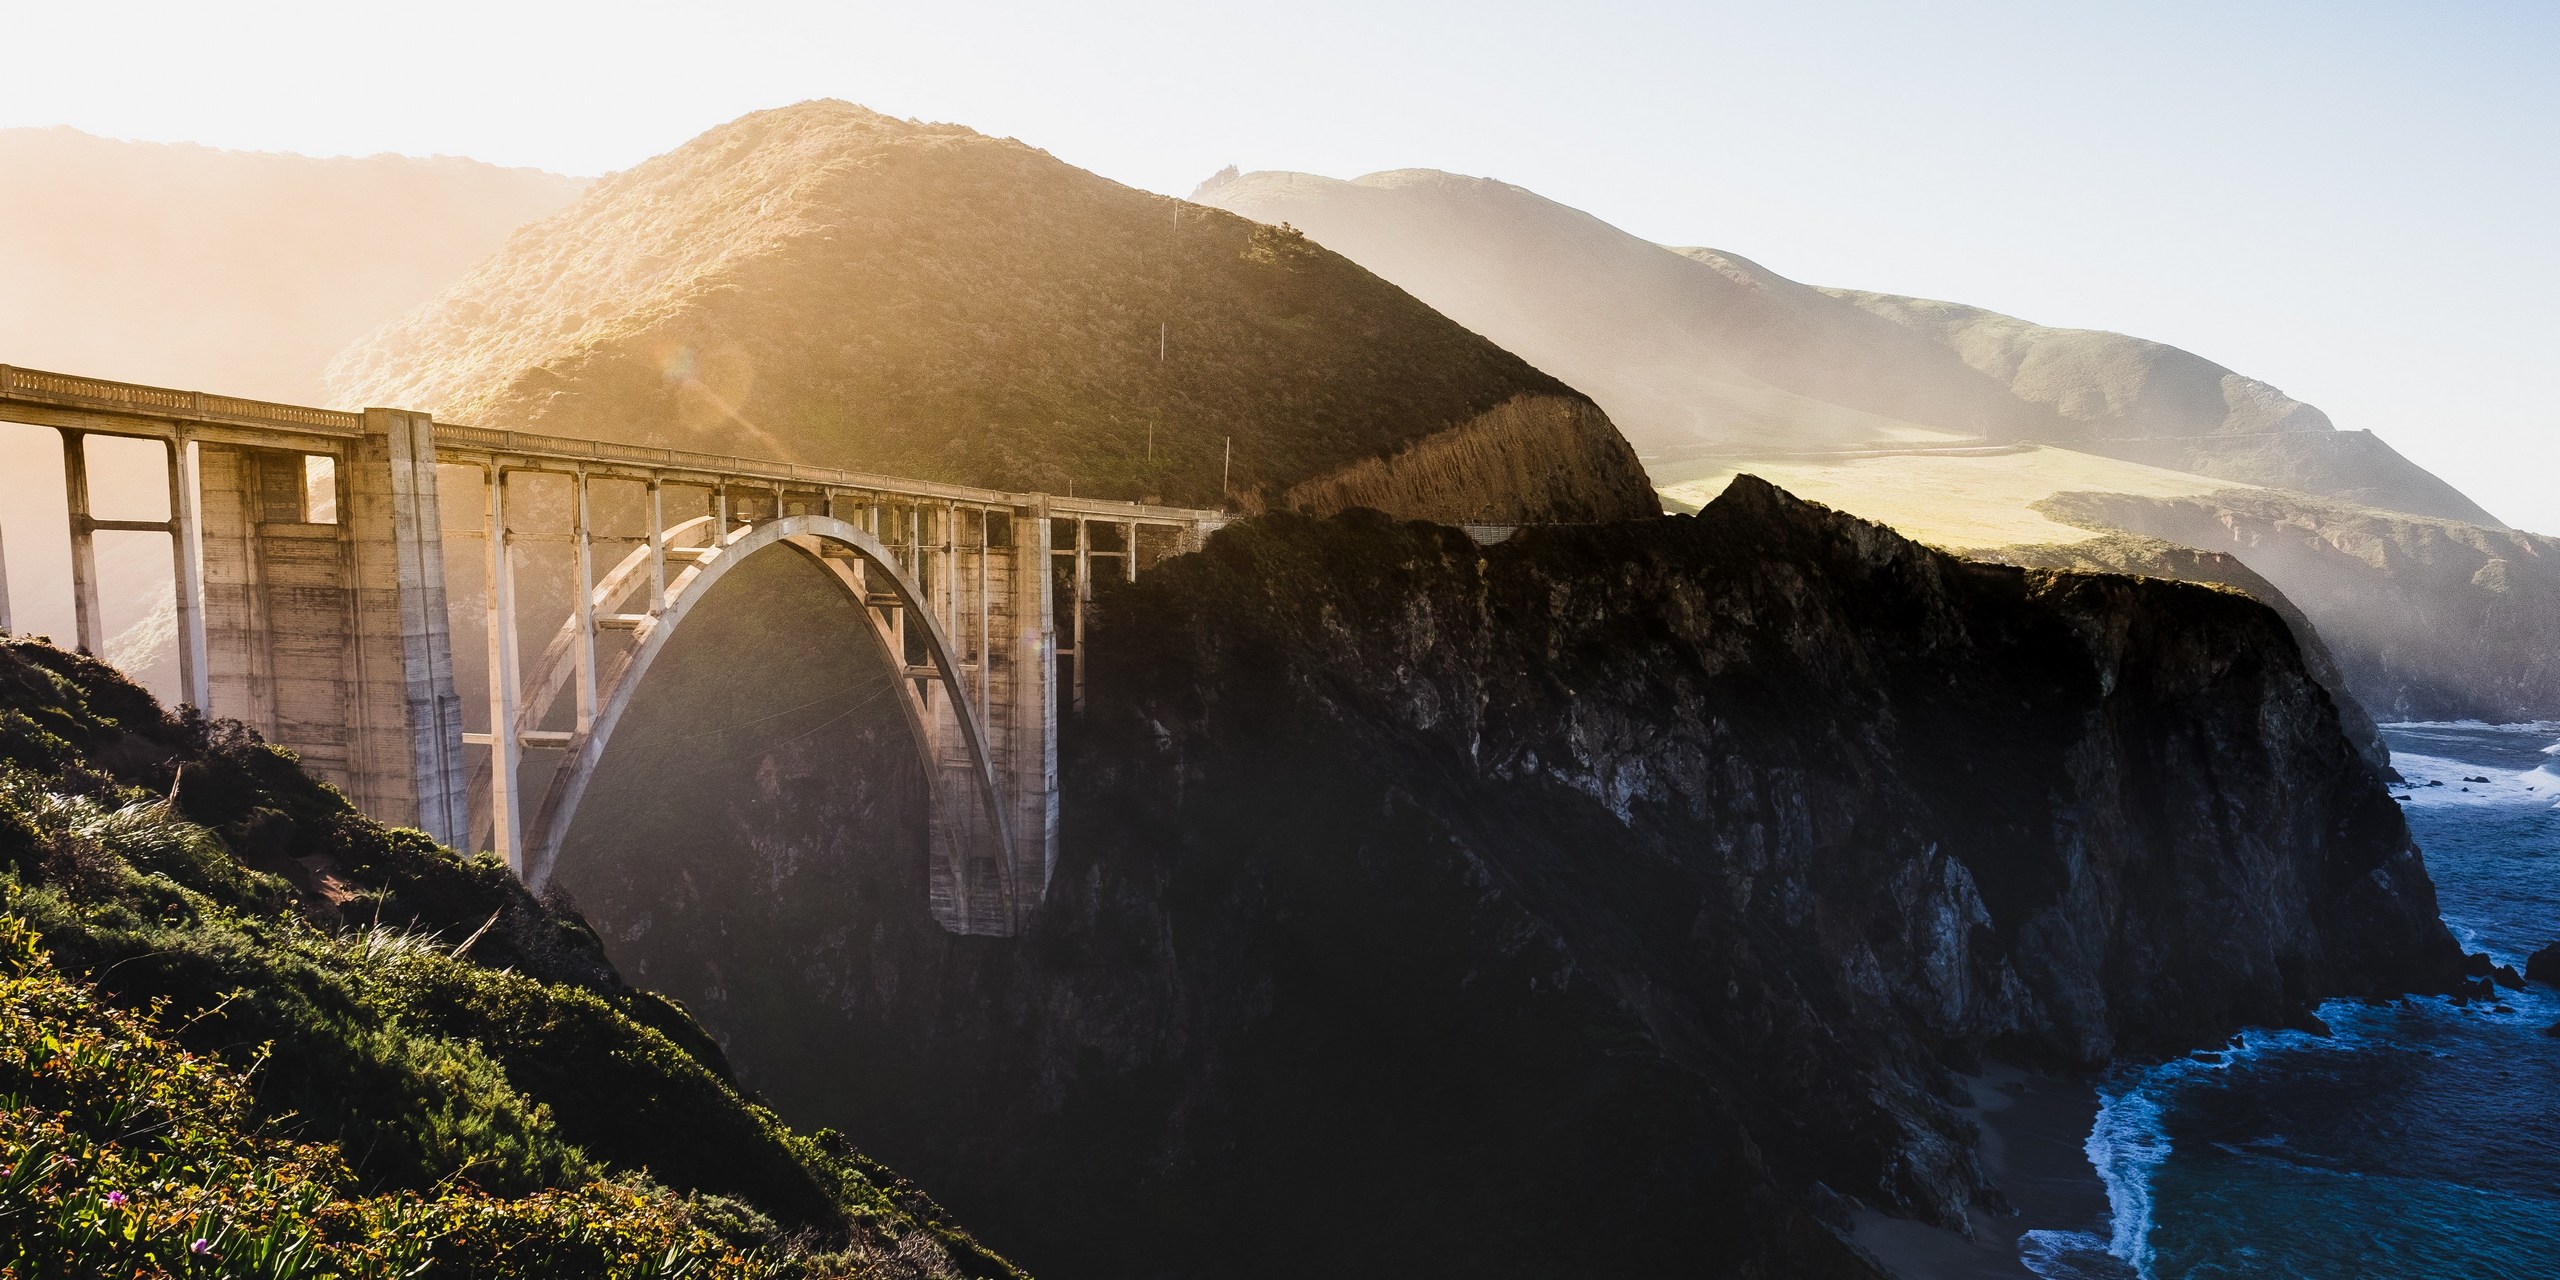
(0, 365), (1225, 935)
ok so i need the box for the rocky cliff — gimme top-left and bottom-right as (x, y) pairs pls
(328, 103), (1652, 520)
(1985, 531), (2394, 776)
(551, 479), (2464, 1279)
(1275, 392), (1654, 522)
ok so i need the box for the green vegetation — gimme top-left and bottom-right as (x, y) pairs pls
(0, 636), (1021, 1279)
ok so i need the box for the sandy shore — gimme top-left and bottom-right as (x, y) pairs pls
(1848, 1067), (2126, 1279)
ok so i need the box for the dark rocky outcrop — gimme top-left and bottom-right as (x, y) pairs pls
(1987, 532), (2394, 778)
(560, 478), (2463, 1279)
(2527, 943), (2560, 988)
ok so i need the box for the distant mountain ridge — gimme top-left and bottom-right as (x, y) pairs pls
(330, 104), (1655, 520)
(1197, 165), (2490, 527)
(1194, 167), (2056, 467)
(1822, 287), (2501, 526)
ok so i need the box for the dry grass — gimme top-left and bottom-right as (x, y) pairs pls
(1658, 446), (2249, 549)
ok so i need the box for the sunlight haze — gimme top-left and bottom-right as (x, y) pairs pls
(6, 0), (2554, 530)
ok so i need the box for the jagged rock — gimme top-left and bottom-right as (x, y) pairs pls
(2527, 943), (2560, 987)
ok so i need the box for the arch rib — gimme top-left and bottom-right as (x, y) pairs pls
(518, 514), (1020, 932)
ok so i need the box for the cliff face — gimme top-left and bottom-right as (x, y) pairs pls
(560, 480), (2462, 1279)
(1275, 392), (1656, 522)
(1985, 532), (2394, 777)
(2039, 488), (2560, 721)
(328, 103), (1651, 520)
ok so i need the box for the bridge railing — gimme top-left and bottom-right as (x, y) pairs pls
(0, 364), (366, 436)
(428, 421), (1216, 525)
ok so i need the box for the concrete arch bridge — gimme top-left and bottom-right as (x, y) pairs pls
(0, 366), (1223, 935)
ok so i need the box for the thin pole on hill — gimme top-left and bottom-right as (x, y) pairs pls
(1223, 437), (1231, 500)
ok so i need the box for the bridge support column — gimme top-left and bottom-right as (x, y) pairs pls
(349, 410), (468, 849)
(60, 432), (105, 655)
(194, 414), (465, 848)
(1013, 500), (1059, 912)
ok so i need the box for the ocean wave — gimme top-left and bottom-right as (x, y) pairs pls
(2086, 1013), (2399, 1279)
(2021, 1228), (2138, 1279)
(2376, 719), (2560, 734)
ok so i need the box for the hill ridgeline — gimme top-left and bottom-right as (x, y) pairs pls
(328, 103), (1654, 522)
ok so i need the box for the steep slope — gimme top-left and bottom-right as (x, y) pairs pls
(0, 636), (1021, 1278)
(540, 484), (2466, 1280)
(1825, 289), (2501, 524)
(329, 104), (1654, 521)
(0, 127), (584, 403)
(1195, 167), (2057, 467)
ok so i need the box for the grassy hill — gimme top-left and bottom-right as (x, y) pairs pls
(0, 636), (1021, 1278)
(1194, 164), (2485, 527)
(328, 103), (1653, 520)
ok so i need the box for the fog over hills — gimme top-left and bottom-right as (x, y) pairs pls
(1198, 163), (2551, 718)
(1200, 165), (2485, 526)
(330, 103), (1653, 520)
(1194, 166), (2057, 467)
(0, 127), (585, 403)
(1823, 287), (2501, 525)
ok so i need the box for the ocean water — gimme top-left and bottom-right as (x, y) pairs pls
(2037, 722), (2560, 1280)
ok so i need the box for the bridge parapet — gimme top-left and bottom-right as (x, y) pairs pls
(0, 365), (1223, 935)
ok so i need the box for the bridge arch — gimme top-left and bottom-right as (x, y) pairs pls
(519, 513), (1019, 931)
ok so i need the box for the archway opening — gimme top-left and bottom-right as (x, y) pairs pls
(546, 548), (938, 1107)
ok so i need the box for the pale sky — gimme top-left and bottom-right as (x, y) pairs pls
(6, 0), (2555, 531)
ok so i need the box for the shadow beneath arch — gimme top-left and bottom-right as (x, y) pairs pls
(547, 547), (941, 1108)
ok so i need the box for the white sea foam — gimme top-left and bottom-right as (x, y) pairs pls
(2020, 1228), (2135, 1279)
(2389, 751), (2557, 809)
(2087, 1073), (2171, 1276)
(2082, 1014), (2399, 1280)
